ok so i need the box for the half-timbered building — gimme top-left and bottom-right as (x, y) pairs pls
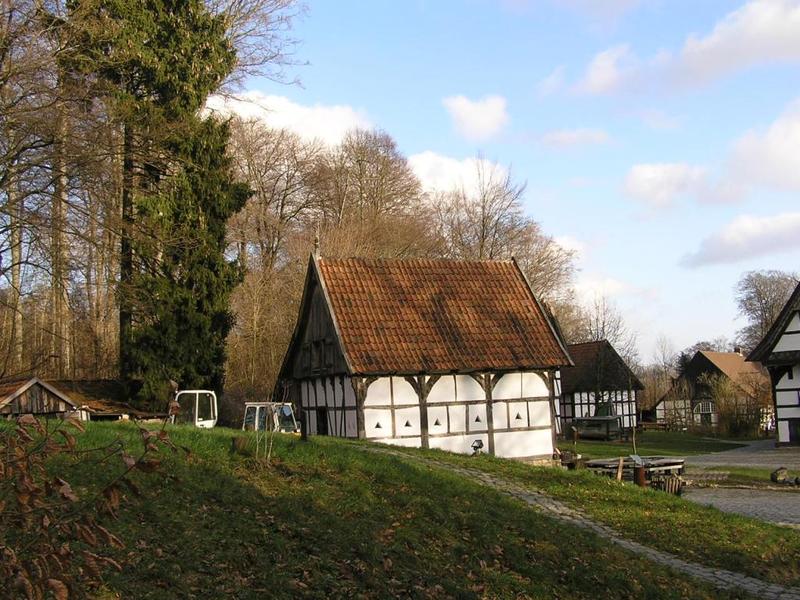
(559, 340), (643, 430)
(277, 255), (573, 460)
(748, 281), (800, 445)
(654, 351), (768, 429)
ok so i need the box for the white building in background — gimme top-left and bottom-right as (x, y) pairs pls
(749, 281), (800, 445)
(277, 255), (573, 460)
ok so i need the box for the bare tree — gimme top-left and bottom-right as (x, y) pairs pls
(735, 269), (799, 353)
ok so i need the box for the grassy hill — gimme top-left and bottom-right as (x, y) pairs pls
(39, 423), (799, 598)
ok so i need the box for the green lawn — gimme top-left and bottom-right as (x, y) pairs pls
(398, 445), (800, 588)
(557, 431), (748, 459)
(12, 422), (753, 599)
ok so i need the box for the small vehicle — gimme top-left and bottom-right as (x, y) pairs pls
(242, 402), (299, 433)
(173, 390), (218, 428)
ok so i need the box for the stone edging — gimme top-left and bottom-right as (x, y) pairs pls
(364, 446), (800, 600)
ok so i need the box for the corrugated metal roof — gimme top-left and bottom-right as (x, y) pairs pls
(316, 257), (571, 374)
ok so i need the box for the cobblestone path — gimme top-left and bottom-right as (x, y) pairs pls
(684, 488), (800, 528)
(366, 447), (800, 600)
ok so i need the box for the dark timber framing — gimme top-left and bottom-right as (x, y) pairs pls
(276, 255), (573, 457)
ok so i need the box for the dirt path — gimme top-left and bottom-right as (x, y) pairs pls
(366, 446), (800, 600)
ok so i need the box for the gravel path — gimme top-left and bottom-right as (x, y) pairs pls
(366, 446), (800, 600)
(686, 439), (800, 469)
(684, 488), (800, 528)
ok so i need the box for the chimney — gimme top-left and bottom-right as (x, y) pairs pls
(733, 346), (742, 356)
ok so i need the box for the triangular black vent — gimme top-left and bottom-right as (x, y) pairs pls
(433, 418), (441, 426)
(404, 420), (412, 428)
(474, 415), (482, 423)
(515, 413), (523, 421)
(375, 422), (382, 429)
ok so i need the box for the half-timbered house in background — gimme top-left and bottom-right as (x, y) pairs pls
(559, 340), (643, 430)
(277, 255), (573, 460)
(654, 350), (768, 429)
(748, 280), (800, 445)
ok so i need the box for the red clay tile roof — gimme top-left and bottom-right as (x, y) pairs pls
(560, 340), (643, 395)
(316, 257), (571, 374)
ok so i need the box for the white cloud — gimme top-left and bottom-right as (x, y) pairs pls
(573, 275), (633, 299)
(573, 0), (800, 94)
(682, 212), (800, 267)
(623, 163), (707, 208)
(674, 0), (800, 86)
(442, 95), (509, 141)
(730, 99), (800, 191)
(537, 66), (566, 97)
(407, 151), (507, 194)
(539, 128), (611, 148)
(575, 44), (635, 94)
(205, 91), (371, 145)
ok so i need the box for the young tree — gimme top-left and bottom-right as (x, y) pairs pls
(129, 118), (250, 404)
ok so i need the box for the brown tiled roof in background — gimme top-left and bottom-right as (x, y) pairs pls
(698, 351), (767, 386)
(317, 257), (571, 374)
(560, 340), (643, 395)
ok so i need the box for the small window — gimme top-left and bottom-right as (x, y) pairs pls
(788, 368), (794, 381)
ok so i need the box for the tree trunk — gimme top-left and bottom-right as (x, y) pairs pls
(9, 171), (23, 373)
(119, 123), (134, 381)
(52, 113), (70, 378)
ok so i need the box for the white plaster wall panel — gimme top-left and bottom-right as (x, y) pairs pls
(788, 312), (800, 331)
(493, 401), (509, 429)
(328, 409), (341, 436)
(554, 374), (562, 396)
(448, 406), (467, 433)
(777, 390), (800, 406)
(778, 406), (800, 419)
(315, 379), (325, 407)
(457, 375), (485, 401)
(493, 373), (521, 400)
(343, 377), (356, 406)
(376, 436), (422, 448)
(345, 410), (357, 438)
(300, 381), (309, 408)
(775, 334), (800, 352)
(494, 429), (552, 458)
(528, 400), (551, 427)
(306, 410), (317, 433)
(392, 377), (419, 405)
(777, 365), (800, 389)
(325, 378), (335, 408)
(364, 377), (392, 407)
(428, 375), (456, 403)
(333, 377), (343, 406)
(508, 402), (528, 428)
(468, 404), (487, 432)
(396, 406), (421, 436)
(427, 406), (448, 432)
(778, 421), (790, 443)
(522, 372), (548, 397)
(430, 433), (488, 455)
(364, 408), (392, 438)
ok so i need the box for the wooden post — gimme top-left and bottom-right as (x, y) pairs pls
(616, 457), (624, 481)
(352, 376), (366, 440)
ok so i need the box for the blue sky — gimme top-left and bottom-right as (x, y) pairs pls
(211, 0), (800, 360)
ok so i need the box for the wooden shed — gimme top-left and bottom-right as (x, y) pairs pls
(0, 377), (78, 419)
(276, 255), (573, 460)
(559, 340), (643, 430)
(748, 280), (800, 445)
